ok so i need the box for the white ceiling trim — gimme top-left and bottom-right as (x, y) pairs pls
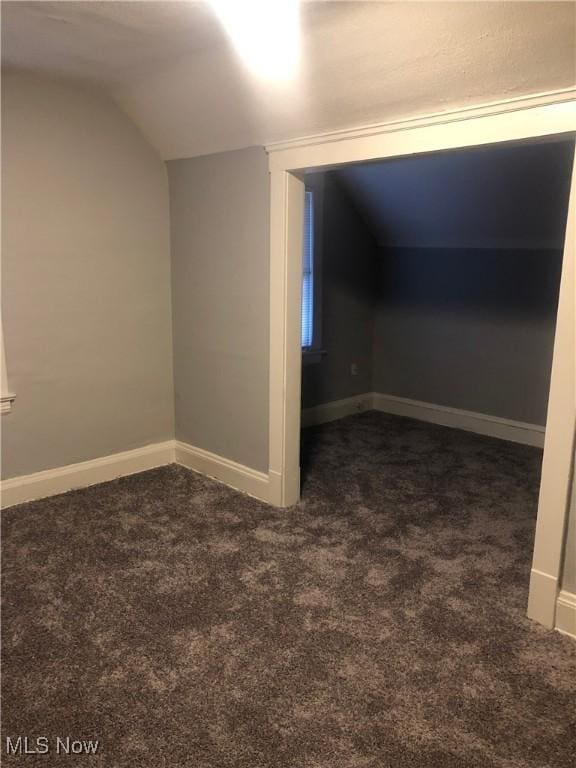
(266, 86), (576, 154)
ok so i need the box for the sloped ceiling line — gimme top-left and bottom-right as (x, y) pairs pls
(335, 139), (575, 251)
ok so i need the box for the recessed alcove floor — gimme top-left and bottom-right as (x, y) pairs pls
(3, 412), (575, 767)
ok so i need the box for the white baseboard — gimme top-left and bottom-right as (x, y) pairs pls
(527, 568), (558, 628)
(555, 590), (576, 639)
(0, 393), (546, 511)
(301, 393), (373, 428)
(2, 438), (274, 509)
(268, 468), (299, 508)
(371, 393), (545, 448)
(175, 440), (271, 504)
(302, 391), (545, 447)
(1, 441), (175, 509)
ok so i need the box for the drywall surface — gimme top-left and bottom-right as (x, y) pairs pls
(1, 72), (174, 479)
(372, 247), (563, 425)
(168, 147), (270, 472)
(301, 173), (376, 409)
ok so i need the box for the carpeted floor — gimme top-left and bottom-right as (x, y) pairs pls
(2, 412), (575, 767)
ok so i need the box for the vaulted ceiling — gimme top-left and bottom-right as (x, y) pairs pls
(2, 2), (575, 160)
(335, 138), (575, 250)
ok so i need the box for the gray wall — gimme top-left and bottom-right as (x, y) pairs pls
(372, 247), (563, 425)
(337, 140), (574, 251)
(301, 173), (377, 409)
(167, 147), (270, 472)
(1, 72), (174, 479)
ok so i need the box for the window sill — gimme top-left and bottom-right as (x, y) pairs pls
(1, 393), (16, 414)
(302, 348), (327, 366)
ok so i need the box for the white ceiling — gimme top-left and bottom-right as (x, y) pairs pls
(2, 2), (576, 160)
(1, 2), (223, 85)
(335, 138), (575, 250)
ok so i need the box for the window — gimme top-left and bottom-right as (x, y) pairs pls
(301, 189), (314, 348)
(301, 181), (325, 364)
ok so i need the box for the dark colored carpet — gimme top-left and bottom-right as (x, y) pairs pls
(2, 412), (576, 767)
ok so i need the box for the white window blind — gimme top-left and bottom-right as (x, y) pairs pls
(301, 190), (314, 348)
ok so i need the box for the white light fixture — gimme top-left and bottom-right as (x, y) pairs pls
(209, 0), (300, 82)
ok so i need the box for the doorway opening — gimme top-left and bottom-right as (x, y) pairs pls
(299, 139), (573, 494)
(266, 94), (576, 630)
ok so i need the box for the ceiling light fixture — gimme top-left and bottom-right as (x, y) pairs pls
(208, 0), (300, 82)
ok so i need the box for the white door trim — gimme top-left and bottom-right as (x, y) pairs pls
(265, 89), (576, 631)
(268, 169), (305, 507)
(266, 87), (576, 157)
(528, 161), (576, 628)
(267, 87), (576, 171)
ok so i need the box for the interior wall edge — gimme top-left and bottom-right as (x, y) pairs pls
(301, 394), (373, 428)
(174, 440), (271, 504)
